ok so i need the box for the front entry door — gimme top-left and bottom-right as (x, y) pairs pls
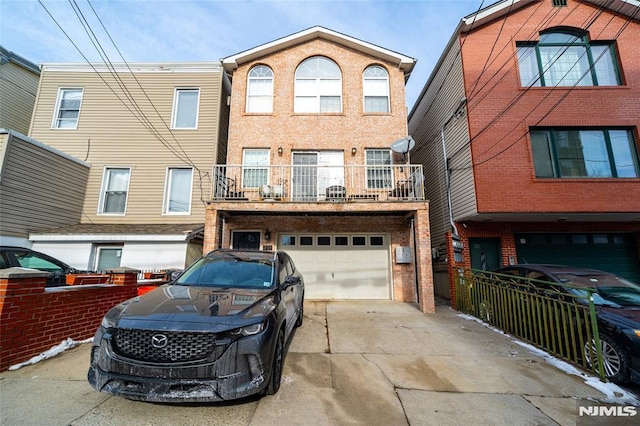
(232, 231), (261, 250)
(469, 238), (501, 271)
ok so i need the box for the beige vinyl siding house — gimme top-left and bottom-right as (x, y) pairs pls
(27, 62), (231, 272)
(0, 130), (89, 247)
(30, 63), (228, 224)
(0, 46), (40, 135)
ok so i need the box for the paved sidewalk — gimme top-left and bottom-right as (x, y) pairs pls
(1, 300), (635, 425)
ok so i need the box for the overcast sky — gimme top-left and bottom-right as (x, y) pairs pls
(0, 0), (484, 108)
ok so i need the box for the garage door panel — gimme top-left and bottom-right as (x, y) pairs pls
(282, 234), (391, 300)
(515, 233), (640, 282)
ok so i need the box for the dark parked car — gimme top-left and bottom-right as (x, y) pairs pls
(494, 264), (640, 384)
(0, 246), (78, 287)
(88, 249), (304, 402)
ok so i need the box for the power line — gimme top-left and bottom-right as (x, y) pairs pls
(410, 0), (560, 158)
(454, 4), (638, 172)
(433, 0), (618, 167)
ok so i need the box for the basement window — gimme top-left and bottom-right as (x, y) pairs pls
(552, 0), (567, 6)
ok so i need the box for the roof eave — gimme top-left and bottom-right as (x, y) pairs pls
(222, 26), (416, 77)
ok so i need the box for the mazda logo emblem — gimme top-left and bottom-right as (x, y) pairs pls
(151, 334), (168, 348)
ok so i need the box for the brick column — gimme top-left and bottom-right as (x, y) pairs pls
(414, 205), (435, 314)
(106, 267), (140, 285)
(204, 204), (220, 253)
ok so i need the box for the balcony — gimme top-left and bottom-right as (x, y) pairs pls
(211, 164), (425, 202)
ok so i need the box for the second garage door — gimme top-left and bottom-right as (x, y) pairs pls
(280, 233), (391, 300)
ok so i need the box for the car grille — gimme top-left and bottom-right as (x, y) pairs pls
(113, 329), (218, 363)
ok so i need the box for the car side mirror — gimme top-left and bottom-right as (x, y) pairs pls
(283, 276), (300, 288)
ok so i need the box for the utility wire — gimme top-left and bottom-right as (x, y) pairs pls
(68, 0), (195, 166)
(410, 0), (558, 157)
(84, 0), (198, 169)
(455, 1), (611, 162)
(455, 4), (638, 171)
(83, 0), (209, 205)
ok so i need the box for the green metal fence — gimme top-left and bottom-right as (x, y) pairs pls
(455, 268), (606, 380)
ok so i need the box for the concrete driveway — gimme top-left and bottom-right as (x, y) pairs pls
(0, 300), (630, 425)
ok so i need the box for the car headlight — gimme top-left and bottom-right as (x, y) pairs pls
(230, 322), (265, 337)
(634, 330), (640, 338)
(101, 315), (118, 329)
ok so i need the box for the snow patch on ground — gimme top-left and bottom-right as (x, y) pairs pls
(8, 337), (93, 371)
(457, 312), (640, 406)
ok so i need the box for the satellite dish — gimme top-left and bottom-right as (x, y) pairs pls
(390, 136), (415, 153)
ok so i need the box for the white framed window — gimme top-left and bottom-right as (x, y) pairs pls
(95, 245), (123, 272)
(363, 65), (390, 113)
(171, 88), (200, 129)
(98, 167), (131, 214)
(294, 56), (342, 113)
(365, 149), (392, 189)
(242, 149), (270, 188)
(247, 65), (273, 113)
(163, 167), (193, 214)
(52, 88), (83, 129)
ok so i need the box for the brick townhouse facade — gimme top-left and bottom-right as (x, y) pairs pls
(204, 27), (435, 312)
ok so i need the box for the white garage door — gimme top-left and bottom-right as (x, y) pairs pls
(279, 234), (391, 300)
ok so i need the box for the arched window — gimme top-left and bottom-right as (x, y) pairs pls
(516, 29), (621, 87)
(246, 65), (273, 113)
(294, 56), (342, 113)
(363, 65), (390, 113)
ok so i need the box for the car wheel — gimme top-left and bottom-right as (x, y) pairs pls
(295, 299), (304, 328)
(479, 300), (493, 323)
(584, 334), (630, 384)
(264, 329), (284, 395)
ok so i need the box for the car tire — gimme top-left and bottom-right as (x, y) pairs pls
(295, 299), (304, 328)
(479, 300), (493, 323)
(584, 333), (630, 384)
(264, 329), (284, 395)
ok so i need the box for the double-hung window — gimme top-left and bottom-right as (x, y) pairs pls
(294, 56), (342, 113)
(164, 167), (193, 214)
(516, 30), (621, 87)
(530, 129), (639, 178)
(171, 88), (200, 129)
(366, 149), (392, 189)
(246, 65), (273, 113)
(363, 65), (390, 113)
(99, 167), (131, 214)
(242, 149), (269, 188)
(52, 88), (83, 129)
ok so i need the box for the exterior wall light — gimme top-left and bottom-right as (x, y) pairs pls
(351, 147), (357, 156)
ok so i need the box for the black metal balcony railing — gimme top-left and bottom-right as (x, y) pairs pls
(211, 165), (425, 202)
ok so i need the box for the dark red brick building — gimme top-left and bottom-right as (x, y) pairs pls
(408, 0), (640, 302)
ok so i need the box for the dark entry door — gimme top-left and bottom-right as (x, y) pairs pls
(232, 231), (261, 250)
(469, 238), (501, 271)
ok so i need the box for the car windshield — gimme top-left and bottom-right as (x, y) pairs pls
(555, 273), (640, 307)
(175, 256), (275, 288)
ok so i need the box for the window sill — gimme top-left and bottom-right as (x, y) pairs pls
(534, 177), (640, 182)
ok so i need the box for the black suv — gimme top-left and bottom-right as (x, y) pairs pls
(0, 246), (77, 287)
(88, 249), (305, 402)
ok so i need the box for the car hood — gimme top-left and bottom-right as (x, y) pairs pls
(598, 305), (640, 330)
(111, 284), (276, 332)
